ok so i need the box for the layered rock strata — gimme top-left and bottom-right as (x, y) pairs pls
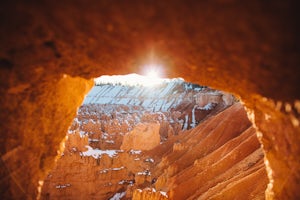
(41, 79), (266, 199)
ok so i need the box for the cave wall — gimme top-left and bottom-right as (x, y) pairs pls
(0, 0), (299, 199)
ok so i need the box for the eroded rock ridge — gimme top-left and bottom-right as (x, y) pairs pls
(41, 77), (266, 199)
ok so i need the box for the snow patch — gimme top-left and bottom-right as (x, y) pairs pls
(55, 183), (71, 189)
(105, 140), (115, 144)
(137, 170), (151, 176)
(160, 191), (168, 198)
(100, 167), (125, 174)
(88, 138), (100, 142)
(118, 180), (134, 185)
(112, 166), (125, 171)
(68, 129), (75, 134)
(183, 115), (189, 130)
(80, 145), (120, 159)
(145, 158), (154, 163)
(197, 102), (214, 110)
(190, 105), (197, 128)
(79, 131), (87, 138)
(129, 150), (142, 155)
(109, 191), (126, 200)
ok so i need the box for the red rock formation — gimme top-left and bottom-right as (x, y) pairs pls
(0, 1), (299, 199)
(42, 98), (267, 199)
(121, 123), (161, 151)
(147, 103), (267, 200)
(133, 188), (168, 200)
(42, 80), (228, 199)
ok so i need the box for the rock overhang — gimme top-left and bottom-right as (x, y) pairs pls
(0, 0), (299, 199)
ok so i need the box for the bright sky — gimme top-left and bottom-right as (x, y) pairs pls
(94, 73), (169, 87)
(142, 64), (163, 79)
(94, 64), (170, 86)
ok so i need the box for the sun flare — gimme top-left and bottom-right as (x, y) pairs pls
(94, 65), (167, 87)
(146, 69), (160, 79)
(94, 74), (167, 87)
(143, 64), (163, 78)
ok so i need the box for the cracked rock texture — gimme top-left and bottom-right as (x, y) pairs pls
(0, 0), (299, 199)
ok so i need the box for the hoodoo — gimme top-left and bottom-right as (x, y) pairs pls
(41, 75), (266, 199)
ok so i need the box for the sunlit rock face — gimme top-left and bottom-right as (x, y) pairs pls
(121, 123), (161, 150)
(41, 77), (267, 199)
(0, 1), (299, 200)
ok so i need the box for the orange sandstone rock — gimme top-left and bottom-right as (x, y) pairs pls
(121, 123), (161, 151)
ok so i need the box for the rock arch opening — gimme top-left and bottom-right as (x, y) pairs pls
(0, 1), (299, 199)
(40, 74), (268, 200)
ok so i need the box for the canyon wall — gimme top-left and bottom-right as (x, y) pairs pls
(42, 102), (267, 199)
(0, 0), (299, 199)
(41, 81), (267, 199)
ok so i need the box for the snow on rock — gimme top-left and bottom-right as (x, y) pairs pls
(137, 170), (151, 176)
(55, 183), (71, 189)
(145, 158), (155, 163)
(79, 131), (87, 138)
(100, 167), (125, 174)
(112, 167), (125, 171)
(190, 105), (197, 128)
(42, 74), (240, 200)
(88, 138), (100, 142)
(68, 129), (75, 134)
(160, 191), (168, 198)
(129, 150), (142, 155)
(80, 145), (120, 159)
(109, 191), (126, 200)
(83, 74), (203, 112)
(183, 115), (189, 130)
(119, 180), (134, 185)
(194, 92), (222, 107)
(197, 102), (215, 110)
(77, 74), (229, 133)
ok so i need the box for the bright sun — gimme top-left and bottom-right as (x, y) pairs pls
(143, 64), (162, 79)
(146, 69), (160, 79)
(94, 65), (166, 87)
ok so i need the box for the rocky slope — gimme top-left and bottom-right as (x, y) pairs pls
(41, 76), (267, 199)
(148, 103), (267, 200)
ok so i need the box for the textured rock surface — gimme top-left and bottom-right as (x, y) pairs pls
(121, 123), (161, 151)
(156, 103), (267, 200)
(42, 96), (267, 199)
(41, 80), (230, 199)
(0, 0), (299, 199)
(133, 103), (268, 200)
